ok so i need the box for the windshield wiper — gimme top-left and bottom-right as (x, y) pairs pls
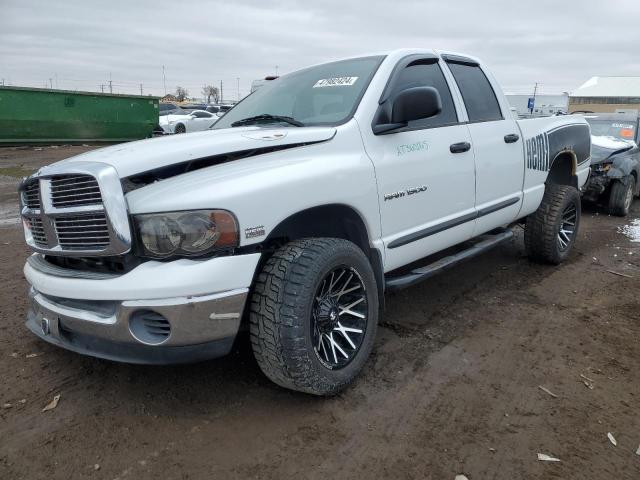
(231, 114), (304, 127)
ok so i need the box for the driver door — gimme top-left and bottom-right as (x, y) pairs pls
(359, 56), (476, 271)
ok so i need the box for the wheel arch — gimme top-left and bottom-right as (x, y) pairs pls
(547, 150), (578, 189)
(263, 203), (385, 306)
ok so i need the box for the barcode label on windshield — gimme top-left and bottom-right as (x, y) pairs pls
(313, 77), (358, 88)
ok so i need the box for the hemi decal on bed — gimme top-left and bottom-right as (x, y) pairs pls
(526, 123), (591, 172)
(526, 132), (550, 172)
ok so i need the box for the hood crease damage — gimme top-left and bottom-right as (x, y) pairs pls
(121, 140), (326, 192)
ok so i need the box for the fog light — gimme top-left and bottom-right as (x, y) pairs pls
(129, 310), (171, 345)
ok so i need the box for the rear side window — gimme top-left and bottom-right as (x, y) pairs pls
(385, 61), (458, 129)
(447, 63), (503, 122)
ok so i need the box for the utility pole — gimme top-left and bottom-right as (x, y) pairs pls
(139, 83), (143, 95)
(49, 78), (53, 89)
(1, 78), (4, 87)
(100, 84), (105, 93)
(237, 77), (240, 101)
(275, 65), (279, 76)
(220, 80), (223, 103)
(529, 82), (538, 114)
(162, 65), (166, 95)
(108, 72), (113, 94)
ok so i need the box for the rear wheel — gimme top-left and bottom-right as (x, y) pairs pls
(525, 184), (581, 265)
(249, 238), (378, 395)
(609, 175), (635, 217)
(174, 123), (186, 134)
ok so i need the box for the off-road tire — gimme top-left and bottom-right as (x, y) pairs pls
(525, 184), (581, 265)
(608, 175), (635, 217)
(249, 238), (378, 395)
(174, 123), (186, 134)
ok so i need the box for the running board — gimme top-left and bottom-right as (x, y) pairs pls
(385, 228), (514, 292)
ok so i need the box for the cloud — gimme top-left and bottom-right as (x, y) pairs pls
(1, 0), (639, 98)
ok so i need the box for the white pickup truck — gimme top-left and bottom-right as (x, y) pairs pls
(19, 49), (591, 395)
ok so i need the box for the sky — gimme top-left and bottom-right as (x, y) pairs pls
(2, 0), (640, 100)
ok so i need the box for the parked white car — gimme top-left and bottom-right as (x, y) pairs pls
(19, 49), (590, 395)
(159, 109), (218, 134)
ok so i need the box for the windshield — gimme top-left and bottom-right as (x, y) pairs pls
(586, 118), (637, 142)
(213, 56), (384, 129)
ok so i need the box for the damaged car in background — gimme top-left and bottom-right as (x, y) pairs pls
(582, 113), (640, 216)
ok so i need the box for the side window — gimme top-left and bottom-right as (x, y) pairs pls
(386, 60), (458, 129)
(447, 63), (503, 122)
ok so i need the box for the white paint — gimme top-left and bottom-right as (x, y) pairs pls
(24, 252), (261, 301)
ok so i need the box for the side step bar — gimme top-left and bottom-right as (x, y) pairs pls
(385, 228), (514, 292)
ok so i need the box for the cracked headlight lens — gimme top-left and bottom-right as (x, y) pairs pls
(135, 210), (238, 258)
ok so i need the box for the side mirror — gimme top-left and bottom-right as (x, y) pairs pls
(373, 87), (442, 134)
(392, 87), (442, 124)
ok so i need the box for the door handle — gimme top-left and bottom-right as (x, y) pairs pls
(450, 142), (471, 154)
(504, 133), (520, 143)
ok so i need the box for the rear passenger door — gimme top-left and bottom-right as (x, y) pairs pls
(444, 56), (524, 236)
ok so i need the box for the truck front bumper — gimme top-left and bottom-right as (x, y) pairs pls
(24, 252), (261, 364)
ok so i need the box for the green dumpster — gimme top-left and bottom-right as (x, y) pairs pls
(0, 86), (159, 144)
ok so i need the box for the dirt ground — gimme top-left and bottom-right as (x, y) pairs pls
(0, 146), (639, 480)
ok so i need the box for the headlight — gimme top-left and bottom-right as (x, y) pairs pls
(135, 210), (238, 258)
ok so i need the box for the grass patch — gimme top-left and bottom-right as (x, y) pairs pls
(0, 166), (36, 178)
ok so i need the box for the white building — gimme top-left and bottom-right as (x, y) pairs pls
(569, 76), (640, 114)
(506, 94), (568, 117)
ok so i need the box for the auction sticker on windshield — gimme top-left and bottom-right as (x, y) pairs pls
(313, 77), (358, 88)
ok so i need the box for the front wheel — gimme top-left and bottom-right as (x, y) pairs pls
(174, 123), (186, 134)
(609, 175), (635, 217)
(525, 184), (581, 265)
(249, 238), (379, 395)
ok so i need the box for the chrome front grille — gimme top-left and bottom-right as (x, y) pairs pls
(22, 181), (41, 210)
(26, 217), (48, 247)
(55, 213), (110, 250)
(50, 174), (102, 208)
(19, 162), (132, 257)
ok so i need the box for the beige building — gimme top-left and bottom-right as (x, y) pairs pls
(569, 76), (640, 114)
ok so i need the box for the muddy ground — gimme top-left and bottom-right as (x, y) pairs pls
(0, 146), (639, 479)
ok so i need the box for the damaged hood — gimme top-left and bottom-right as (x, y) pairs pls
(590, 135), (636, 165)
(51, 126), (336, 178)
